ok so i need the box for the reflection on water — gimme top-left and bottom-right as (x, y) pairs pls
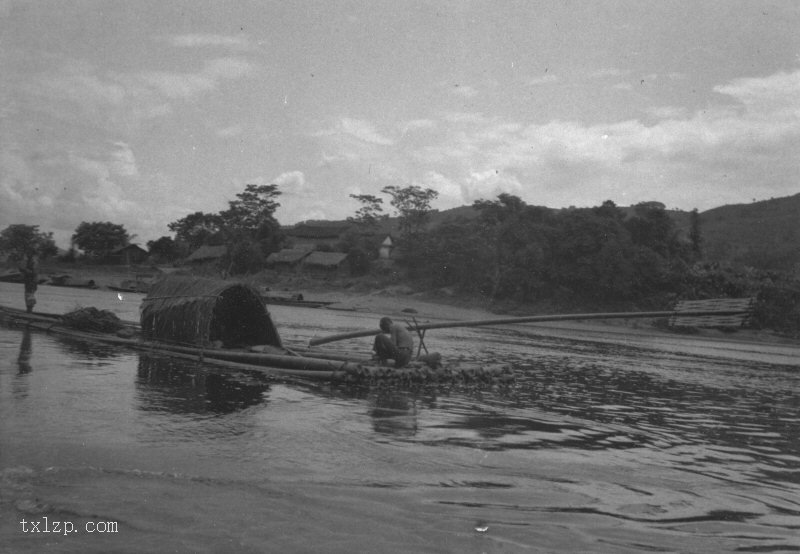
(17, 328), (32, 374)
(136, 355), (270, 415)
(55, 335), (124, 359)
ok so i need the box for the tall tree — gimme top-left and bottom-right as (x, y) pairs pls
(167, 211), (223, 251)
(217, 184), (284, 274)
(380, 185), (438, 276)
(146, 236), (186, 263)
(381, 185), (438, 238)
(347, 194), (385, 229)
(219, 184), (282, 236)
(71, 221), (130, 259)
(689, 208), (702, 258)
(0, 224), (58, 263)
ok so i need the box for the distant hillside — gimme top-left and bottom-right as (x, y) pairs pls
(433, 196), (800, 272)
(691, 193), (800, 271)
(294, 193), (800, 272)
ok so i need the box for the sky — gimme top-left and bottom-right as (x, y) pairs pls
(2, 0), (800, 248)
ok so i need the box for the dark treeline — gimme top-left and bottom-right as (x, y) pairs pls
(403, 195), (694, 310)
(392, 194), (799, 335)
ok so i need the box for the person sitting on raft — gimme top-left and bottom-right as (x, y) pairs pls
(373, 317), (414, 368)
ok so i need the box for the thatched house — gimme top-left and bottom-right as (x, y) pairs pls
(186, 244), (227, 264)
(140, 276), (282, 348)
(284, 223), (350, 250)
(266, 248), (311, 271)
(110, 244), (149, 265)
(301, 251), (349, 276)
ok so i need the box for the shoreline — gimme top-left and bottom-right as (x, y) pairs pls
(11, 261), (798, 350)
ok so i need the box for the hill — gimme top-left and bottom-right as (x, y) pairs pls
(687, 194), (800, 271)
(431, 196), (800, 272)
(294, 193), (800, 272)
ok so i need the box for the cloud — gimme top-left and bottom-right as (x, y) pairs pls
(590, 68), (629, 79)
(645, 106), (689, 120)
(217, 124), (244, 138)
(138, 57), (255, 99)
(715, 70), (800, 109)
(339, 118), (394, 145)
(273, 170), (308, 195)
(110, 142), (139, 177)
(399, 119), (436, 134)
(168, 34), (253, 50)
(451, 84), (478, 98)
(527, 74), (559, 86)
(313, 68), (800, 213)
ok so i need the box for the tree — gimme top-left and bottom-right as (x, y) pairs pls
(347, 194), (385, 229)
(71, 221), (130, 259)
(146, 236), (186, 263)
(689, 208), (702, 258)
(219, 184), (284, 268)
(219, 184), (281, 236)
(167, 211), (224, 251)
(380, 185), (438, 276)
(0, 224), (58, 263)
(381, 185), (439, 239)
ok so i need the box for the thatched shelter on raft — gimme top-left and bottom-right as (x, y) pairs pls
(140, 276), (282, 348)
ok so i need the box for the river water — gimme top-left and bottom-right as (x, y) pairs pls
(1, 283), (799, 553)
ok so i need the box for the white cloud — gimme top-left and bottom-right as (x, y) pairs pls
(645, 106), (689, 120)
(217, 124), (244, 138)
(313, 68), (800, 212)
(451, 84), (478, 98)
(527, 74), (559, 86)
(339, 117), (393, 145)
(110, 142), (139, 177)
(169, 34), (252, 50)
(715, 70), (800, 109)
(273, 170), (307, 194)
(138, 57), (255, 99)
(399, 119), (436, 134)
(590, 68), (629, 79)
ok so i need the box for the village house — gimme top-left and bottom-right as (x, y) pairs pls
(186, 244), (227, 264)
(110, 244), (149, 265)
(265, 248), (312, 271)
(301, 251), (349, 277)
(283, 223), (350, 251)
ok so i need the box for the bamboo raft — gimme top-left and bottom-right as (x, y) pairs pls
(0, 275), (757, 383)
(0, 275), (513, 384)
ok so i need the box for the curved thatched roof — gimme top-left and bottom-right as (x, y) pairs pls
(140, 276), (281, 348)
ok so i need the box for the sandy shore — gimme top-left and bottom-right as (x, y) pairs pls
(23, 262), (799, 351)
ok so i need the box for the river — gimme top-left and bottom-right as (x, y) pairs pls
(1, 283), (799, 553)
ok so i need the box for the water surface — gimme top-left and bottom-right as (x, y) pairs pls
(1, 283), (799, 553)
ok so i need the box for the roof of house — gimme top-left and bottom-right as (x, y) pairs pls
(186, 244), (227, 262)
(302, 251), (349, 267)
(111, 244), (148, 254)
(266, 248), (312, 264)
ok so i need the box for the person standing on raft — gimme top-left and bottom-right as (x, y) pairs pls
(19, 256), (38, 313)
(373, 317), (414, 368)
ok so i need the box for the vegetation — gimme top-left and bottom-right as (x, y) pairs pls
(167, 184), (285, 275)
(0, 224), (58, 263)
(146, 236), (186, 263)
(3, 186), (798, 336)
(71, 221), (131, 259)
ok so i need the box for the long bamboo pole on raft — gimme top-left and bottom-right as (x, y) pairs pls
(307, 309), (752, 346)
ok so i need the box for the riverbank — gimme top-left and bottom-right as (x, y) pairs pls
(10, 261), (797, 349)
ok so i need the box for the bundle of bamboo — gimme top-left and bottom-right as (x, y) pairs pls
(140, 276), (282, 348)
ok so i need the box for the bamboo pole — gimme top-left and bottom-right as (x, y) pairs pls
(307, 309), (753, 346)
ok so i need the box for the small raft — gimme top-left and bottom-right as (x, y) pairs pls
(0, 276), (512, 384)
